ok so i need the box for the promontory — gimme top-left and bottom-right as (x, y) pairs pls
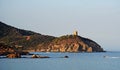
(0, 21), (105, 55)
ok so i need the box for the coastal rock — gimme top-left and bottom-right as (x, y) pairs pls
(87, 47), (92, 52)
(64, 56), (69, 58)
(31, 54), (50, 58)
(7, 53), (21, 58)
(32, 54), (40, 58)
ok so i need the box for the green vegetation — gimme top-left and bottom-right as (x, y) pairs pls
(52, 35), (76, 43)
(0, 21), (55, 50)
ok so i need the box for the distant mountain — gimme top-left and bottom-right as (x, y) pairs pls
(0, 21), (104, 52)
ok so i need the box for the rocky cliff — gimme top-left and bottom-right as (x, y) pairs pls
(37, 35), (104, 52)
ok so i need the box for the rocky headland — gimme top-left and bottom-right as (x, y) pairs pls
(0, 21), (105, 56)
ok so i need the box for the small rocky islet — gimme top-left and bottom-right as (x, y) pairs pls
(0, 21), (105, 58)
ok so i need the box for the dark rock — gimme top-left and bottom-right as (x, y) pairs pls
(64, 56), (69, 58)
(39, 56), (50, 58)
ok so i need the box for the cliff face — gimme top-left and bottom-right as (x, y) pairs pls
(37, 35), (104, 52)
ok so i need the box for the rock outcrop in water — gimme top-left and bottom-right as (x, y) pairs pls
(7, 53), (21, 58)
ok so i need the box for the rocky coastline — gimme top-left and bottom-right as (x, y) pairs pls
(0, 21), (105, 58)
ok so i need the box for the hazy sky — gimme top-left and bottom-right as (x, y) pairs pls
(0, 0), (120, 51)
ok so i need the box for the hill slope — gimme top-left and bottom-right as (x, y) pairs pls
(0, 21), (55, 49)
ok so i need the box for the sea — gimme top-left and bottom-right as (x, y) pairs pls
(0, 51), (120, 70)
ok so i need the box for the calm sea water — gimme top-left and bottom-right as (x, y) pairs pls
(0, 52), (120, 70)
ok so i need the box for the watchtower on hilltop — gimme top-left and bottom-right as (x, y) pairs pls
(73, 30), (78, 36)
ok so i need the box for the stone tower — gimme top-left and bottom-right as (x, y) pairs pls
(73, 30), (78, 36)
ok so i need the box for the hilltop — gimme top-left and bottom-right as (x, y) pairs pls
(0, 21), (104, 52)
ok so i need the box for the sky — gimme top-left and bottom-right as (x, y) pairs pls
(0, 0), (120, 51)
